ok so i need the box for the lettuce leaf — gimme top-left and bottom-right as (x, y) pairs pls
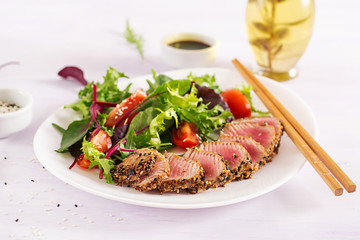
(187, 73), (221, 94)
(124, 106), (177, 149)
(159, 83), (231, 136)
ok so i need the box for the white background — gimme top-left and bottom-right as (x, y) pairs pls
(1, 0), (359, 239)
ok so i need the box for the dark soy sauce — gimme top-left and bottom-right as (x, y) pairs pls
(169, 40), (210, 50)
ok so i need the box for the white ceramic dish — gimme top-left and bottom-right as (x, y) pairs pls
(33, 68), (318, 209)
(161, 32), (218, 68)
(0, 88), (33, 138)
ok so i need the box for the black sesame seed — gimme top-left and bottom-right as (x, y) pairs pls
(4, 157), (7, 160)
(31, 179), (34, 182)
(4, 182), (7, 185)
(15, 219), (19, 222)
(74, 204), (78, 207)
(57, 204), (60, 207)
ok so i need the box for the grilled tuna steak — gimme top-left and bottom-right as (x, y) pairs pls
(158, 152), (205, 194)
(112, 148), (170, 192)
(235, 117), (283, 156)
(134, 153), (170, 192)
(183, 149), (230, 189)
(197, 141), (252, 181)
(235, 117), (283, 139)
(222, 122), (276, 157)
(112, 148), (158, 185)
(218, 133), (267, 175)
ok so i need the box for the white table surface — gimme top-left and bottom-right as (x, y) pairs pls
(1, 0), (360, 239)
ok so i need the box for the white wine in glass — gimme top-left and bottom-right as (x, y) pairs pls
(246, 0), (315, 81)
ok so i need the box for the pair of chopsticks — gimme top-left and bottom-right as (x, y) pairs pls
(232, 59), (356, 196)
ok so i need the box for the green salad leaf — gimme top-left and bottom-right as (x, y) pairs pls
(158, 83), (232, 136)
(82, 138), (115, 183)
(97, 112), (115, 137)
(148, 108), (178, 146)
(124, 106), (177, 149)
(124, 107), (157, 149)
(52, 123), (66, 134)
(187, 73), (221, 94)
(65, 67), (130, 118)
(146, 70), (173, 94)
(238, 84), (269, 116)
(57, 118), (91, 153)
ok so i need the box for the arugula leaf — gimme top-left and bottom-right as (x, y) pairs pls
(57, 118), (91, 152)
(187, 73), (221, 94)
(124, 20), (144, 59)
(65, 67), (131, 118)
(238, 84), (269, 116)
(81, 138), (115, 183)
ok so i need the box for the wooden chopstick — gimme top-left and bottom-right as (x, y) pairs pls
(232, 59), (356, 195)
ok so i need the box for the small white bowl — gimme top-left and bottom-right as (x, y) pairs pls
(161, 32), (218, 68)
(0, 88), (33, 138)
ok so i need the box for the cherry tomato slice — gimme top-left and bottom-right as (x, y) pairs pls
(221, 89), (251, 119)
(76, 154), (91, 168)
(171, 121), (201, 149)
(76, 129), (112, 169)
(105, 89), (147, 127)
(90, 129), (112, 152)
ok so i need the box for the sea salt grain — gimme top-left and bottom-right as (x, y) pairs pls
(0, 100), (21, 114)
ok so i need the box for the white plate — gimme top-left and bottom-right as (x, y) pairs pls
(33, 67), (318, 209)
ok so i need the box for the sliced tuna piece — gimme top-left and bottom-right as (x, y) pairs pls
(235, 117), (283, 142)
(183, 148), (230, 189)
(134, 153), (170, 192)
(158, 152), (205, 194)
(235, 117), (283, 157)
(222, 122), (276, 157)
(112, 148), (158, 185)
(198, 141), (252, 181)
(218, 133), (268, 174)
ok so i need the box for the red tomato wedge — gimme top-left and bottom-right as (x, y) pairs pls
(105, 89), (147, 127)
(76, 154), (91, 168)
(221, 89), (251, 119)
(77, 129), (112, 169)
(171, 121), (202, 149)
(89, 129), (112, 152)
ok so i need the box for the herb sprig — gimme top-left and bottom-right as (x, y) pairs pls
(124, 20), (145, 59)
